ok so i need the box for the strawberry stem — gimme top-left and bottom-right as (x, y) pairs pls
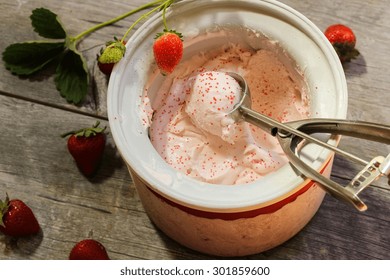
(71, 0), (167, 44)
(162, 1), (170, 30)
(121, 0), (175, 43)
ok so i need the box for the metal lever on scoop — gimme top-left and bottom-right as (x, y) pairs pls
(276, 120), (390, 211)
(227, 72), (390, 211)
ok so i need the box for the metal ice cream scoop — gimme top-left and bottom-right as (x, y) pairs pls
(227, 72), (390, 211)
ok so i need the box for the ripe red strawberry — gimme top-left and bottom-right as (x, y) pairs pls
(0, 194), (40, 237)
(97, 38), (126, 76)
(153, 29), (183, 75)
(69, 239), (110, 260)
(324, 24), (360, 63)
(62, 121), (106, 177)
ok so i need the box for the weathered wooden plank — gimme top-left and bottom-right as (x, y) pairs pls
(0, 0), (389, 260)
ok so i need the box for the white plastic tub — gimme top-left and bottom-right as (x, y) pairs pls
(107, 0), (347, 256)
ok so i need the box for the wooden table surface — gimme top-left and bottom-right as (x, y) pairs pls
(0, 0), (389, 260)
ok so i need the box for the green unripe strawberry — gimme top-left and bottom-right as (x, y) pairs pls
(97, 39), (126, 75)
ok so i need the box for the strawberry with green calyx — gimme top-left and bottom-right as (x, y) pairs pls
(153, 29), (183, 75)
(97, 37), (127, 76)
(62, 121), (107, 177)
(0, 194), (40, 237)
(324, 24), (360, 63)
(69, 239), (110, 260)
(152, 1), (183, 75)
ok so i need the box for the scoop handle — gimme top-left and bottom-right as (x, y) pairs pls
(237, 105), (279, 135)
(287, 118), (390, 145)
(238, 106), (367, 164)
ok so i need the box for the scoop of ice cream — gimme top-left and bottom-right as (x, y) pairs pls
(185, 71), (242, 143)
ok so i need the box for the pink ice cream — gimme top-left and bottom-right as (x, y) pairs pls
(142, 29), (309, 185)
(184, 71), (242, 143)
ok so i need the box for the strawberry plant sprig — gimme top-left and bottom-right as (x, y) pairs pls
(97, 0), (178, 76)
(2, 0), (177, 105)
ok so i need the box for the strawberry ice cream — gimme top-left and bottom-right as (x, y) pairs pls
(184, 71), (242, 143)
(142, 29), (309, 185)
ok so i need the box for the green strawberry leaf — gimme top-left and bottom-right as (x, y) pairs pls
(2, 41), (65, 75)
(55, 49), (88, 104)
(30, 8), (67, 39)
